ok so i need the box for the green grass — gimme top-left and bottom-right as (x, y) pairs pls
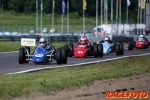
(0, 42), (67, 52)
(0, 11), (95, 33)
(0, 11), (96, 25)
(0, 42), (21, 52)
(0, 55), (150, 99)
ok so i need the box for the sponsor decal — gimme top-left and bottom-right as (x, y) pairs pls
(21, 38), (36, 46)
(78, 51), (83, 54)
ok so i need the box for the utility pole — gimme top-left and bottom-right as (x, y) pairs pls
(96, 0), (98, 27)
(41, 0), (43, 34)
(52, 0), (55, 33)
(36, 0), (38, 34)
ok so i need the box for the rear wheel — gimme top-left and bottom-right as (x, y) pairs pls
(64, 44), (68, 57)
(119, 43), (124, 55)
(68, 43), (73, 57)
(18, 48), (25, 64)
(94, 44), (98, 58)
(147, 42), (150, 48)
(128, 42), (133, 50)
(24, 46), (30, 63)
(98, 44), (103, 57)
(56, 48), (62, 64)
(133, 42), (136, 48)
(116, 44), (120, 55)
(93, 42), (97, 45)
(61, 47), (67, 64)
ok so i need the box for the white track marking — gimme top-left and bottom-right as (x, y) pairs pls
(0, 51), (18, 54)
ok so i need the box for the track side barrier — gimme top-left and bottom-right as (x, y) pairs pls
(87, 35), (134, 43)
(0, 36), (81, 43)
(2, 35), (148, 43)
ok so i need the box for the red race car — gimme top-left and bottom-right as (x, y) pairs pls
(128, 37), (149, 50)
(135, 38), (149, 49)
(65, 35), (103, 58)
(66, 43), (103, 58)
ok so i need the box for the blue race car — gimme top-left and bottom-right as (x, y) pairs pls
(100, 36), (124, 55)
(18, 36), (67, 64)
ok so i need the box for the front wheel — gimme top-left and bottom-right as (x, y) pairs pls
(56, 48), (62, 65)
(116, 44), (120, 55)
(18, 48), (25, 64)
(98, 44), (103, 57)
(61, 47), (67, 64)
(94, 44), (98, 58)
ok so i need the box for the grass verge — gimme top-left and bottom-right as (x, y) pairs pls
(0, 42), (68, 52)
(0, 11), (95, 33)
(0, 54), (150, 99)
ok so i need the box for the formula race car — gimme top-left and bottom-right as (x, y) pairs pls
(66, 42), (103, 58)
(128, 37), (149, 50)
(100, 37), (124, 55)
(18, 37), (67, 64)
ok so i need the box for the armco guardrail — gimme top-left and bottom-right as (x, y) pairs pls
(0, 35), (133, 43)
(2, 34), (149, 43)
(87, 35), (132, 43)
(114, 36), (132, 43)
(0, 35), (81, 43)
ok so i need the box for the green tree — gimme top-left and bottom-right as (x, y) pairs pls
(8, 0), (24, 13)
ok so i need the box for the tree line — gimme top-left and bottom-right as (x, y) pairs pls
(0, 0), (138, 20)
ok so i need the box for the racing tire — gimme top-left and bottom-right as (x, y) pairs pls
(56, 48), (62, 65)
(68, 43), (73, 57)
(93, 42), (97, 48)
(128, 42), (133, 50)
(19, 48), (25, 64)
(116, 44), (120, 55)
(119, 43), (124, 55)
(25, 46), (30, 54)
(64, 44), (69, 57)
(147, 43), (149, 48)
(61, 47), (67, 64)
(133, 42), (136, 48)
(24, 46), (30, 63)
(94, 44), (98, 58)
(93, 42), (97, 45)
(98, 44), (103, 57)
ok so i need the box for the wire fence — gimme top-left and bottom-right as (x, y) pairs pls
(0, 18), (146, 35)
(0, 24), (94, 34)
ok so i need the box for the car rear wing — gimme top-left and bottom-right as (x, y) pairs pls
(21, 38), (36, 47)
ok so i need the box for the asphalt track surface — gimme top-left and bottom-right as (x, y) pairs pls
(0, 47), (150, 74)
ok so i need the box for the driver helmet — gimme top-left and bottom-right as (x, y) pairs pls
(39, 37), (47, 47)
(80, 36), (87, 44)
(84, 31), (87, 34)
(139, 34), (145, 39)
(107, 34), (113, 40)
(104, 36), (110, 42)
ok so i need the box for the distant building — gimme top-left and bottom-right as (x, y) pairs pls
(93, 24), (146, 36)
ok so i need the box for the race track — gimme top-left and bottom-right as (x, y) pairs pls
(0, 47), (150, 74)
